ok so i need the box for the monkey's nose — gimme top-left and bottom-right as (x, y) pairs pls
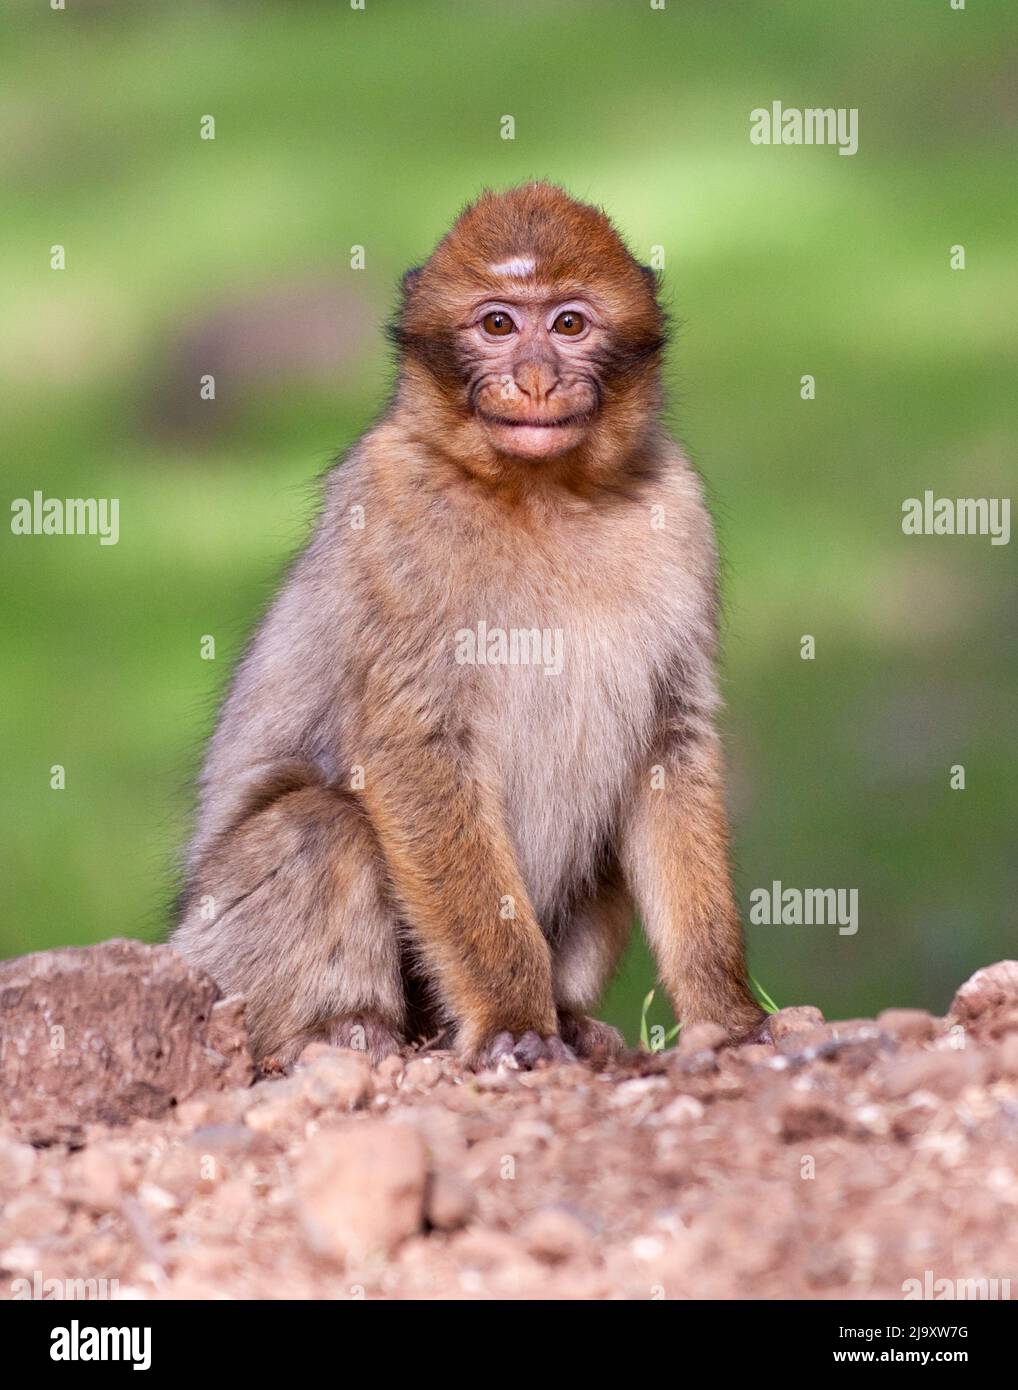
(513, 360), (559, 403)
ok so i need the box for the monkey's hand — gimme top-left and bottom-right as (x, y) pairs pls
(467, 1029), (575, 1071)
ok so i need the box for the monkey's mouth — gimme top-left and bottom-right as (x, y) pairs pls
(476, 409), (593, 460)
(477, 411), (592, 430)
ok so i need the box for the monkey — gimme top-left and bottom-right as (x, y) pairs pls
(171, 181), (766, 1070)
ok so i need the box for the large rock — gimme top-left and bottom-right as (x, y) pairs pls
(0, 938), (253, 1143)
(949, 961), (1018, 1037)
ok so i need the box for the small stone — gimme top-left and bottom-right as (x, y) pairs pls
(829, 1023), (898, 1071)
(991, 1007), (1018, 1037)
(403, 1056), (446, 1090)
(150, 1145), (209, 1199)
(658, 1094), (706, 1125)
(677, 1023), (728, 1055)
(517, 1206), (591, 1263)
(243, 1078), (308, 1134)
(0, 1242), (44, 1275)
(993, 1033), (1018, 1079)
(297, 1050), (373, 1110)
(425, 1171), (476, 1231)
(876, 1008), (939, 1043)
(630, 1235), (665, 1262)
(184, 1122), (261, 1155)
(0, 1136), (37, 1191)
(205, 994), (254, 1089)
(213, 1178), (258, 1216)
(137, 1181), (179, 1213)
(890, 1095), (939, 1141)
(609, 1077), (667, 1106)
(375, 1054), (405, 1087)
(174, 1098), (213, 1130)
(64, 1145), (126, 1210)
(878, 1048), (988, 1100)
(450, 1227), (526, 1272)
(768, 1006), (825, 1043)
(777, 1020), (895, 1071)
(0, 1195), (68, 1241)
(296, 1120), (427, 1263)
(779, 1093), (846, 1142)
(774, 1025), (829, 1055)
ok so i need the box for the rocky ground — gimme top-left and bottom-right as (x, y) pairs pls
(1, 942), (1017, 1300)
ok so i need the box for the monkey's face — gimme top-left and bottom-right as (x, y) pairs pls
(462, 295), (603, 460)
(394, 183), (666, 471)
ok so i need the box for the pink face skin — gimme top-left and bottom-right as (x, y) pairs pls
(460, 296), (605, 460)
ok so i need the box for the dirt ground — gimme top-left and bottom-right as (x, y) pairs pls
(2, 960), (1017, 1301)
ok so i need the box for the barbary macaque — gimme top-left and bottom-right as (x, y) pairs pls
(172, 182), (765, 1068)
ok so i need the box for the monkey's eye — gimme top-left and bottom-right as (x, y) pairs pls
(552, 310), (586, 336)
(482, 311), (516, 336)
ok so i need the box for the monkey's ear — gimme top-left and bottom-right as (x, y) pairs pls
(639, 264), (662, 297)
(401, 265), (424, 299)
(388, 266), (424, 350)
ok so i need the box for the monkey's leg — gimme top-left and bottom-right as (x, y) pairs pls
(359, 738), (565, 1069)
(620, 732), (764, 1041)
(173, 785), (406, 1067)
(551, 875), (632, 1059)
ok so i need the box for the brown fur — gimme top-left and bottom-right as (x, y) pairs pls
(172, 182), (763, 1067)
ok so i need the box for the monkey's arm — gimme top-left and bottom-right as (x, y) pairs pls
(620, 714), (764, 1041)
(359, 730), (560, 1064)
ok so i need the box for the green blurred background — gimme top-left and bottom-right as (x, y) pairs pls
(3, 0), (1015, 1041)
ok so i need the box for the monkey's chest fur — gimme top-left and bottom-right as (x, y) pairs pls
(415, 519), (706, 928)
(478, 608), (654, 920)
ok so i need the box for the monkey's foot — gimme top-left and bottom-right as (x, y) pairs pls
(471, 1029), (576, 1071)
(322, 1012), (406, 1063)
(558, 1011), (626, 1061)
